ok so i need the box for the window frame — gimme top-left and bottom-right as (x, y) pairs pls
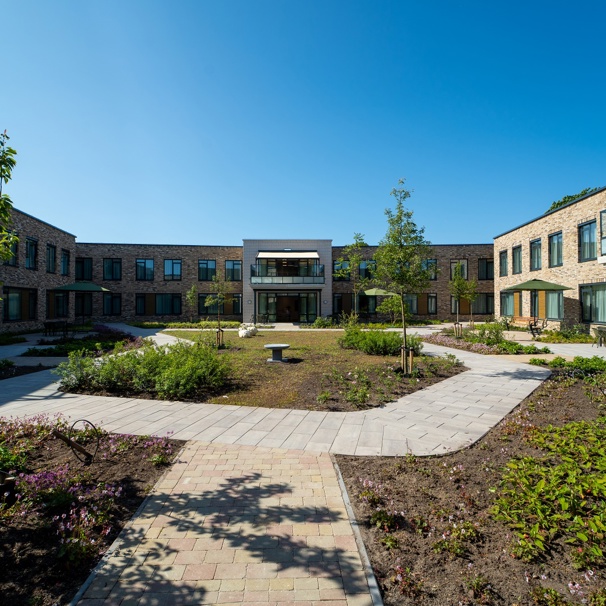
(512, 246), (522, 275)
(450, 259), (468, 280)
(163, 259), (182, 281)
(423, 259), (438, 280)
(548, 232), (563, 268)
(136, 258), (154, 281)
(225, 260), (242, 281)
(529, 239), (542, 271)
(103, 292), (122, 316)
(75, 257), (93, 281)
(46, 244), (56, 274)
(60, 249), (70, 276)
(103, 258), (122, 281)
(155, 293), (182, 315)
(25, 238), (38, 270)
(427, 294), (437, 315)
(478, 258), (494, 280)
(579, 220), (597, 262)
(499, 250), (508, 277)
(198, 259), (216, 281)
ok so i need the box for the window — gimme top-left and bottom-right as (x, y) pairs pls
(75, 257), (93, 280)
(357, 294), (376, 315)
(164, 259), (182, 281)
(423, 259), (438, 280)
(198, 260), (216, 281)
(450, 259), (467, 279)
(333, 260), (350, 281)
(25, 238), (38, 270)
(530, 239), (542, 271)
(103, 258), (122, 280)
(135, 294), (148, 315)
(358, 260), (376, 280)
(579, 220), (597, 262)
(499, 250), (508, 277)
(232, 293), (242, 315)
(75, 293), (93, 317)
(2, 287), (37, 321)
(405, 294), (418, 314)
(546, 291), (563, 320)
(155, 294), (181, 315)
(500, 291), (514, 316)
(3, 234), (17, 266)
(581, 284), (606, 323)
(548, 232), (563, 267)
(472, 293), (494, 315)
(136, 259), (154, 281)
(512, 246), (522, 274)
(61, 250), (70, 276)
(427, 294), (437, 315)
(47, 291), (69, 319)
(46, 244), (56, 273)
(601, 211), (606, 256)
(478, 258), (494, 280)
(225, 260), (242, 281)
(200, 293), (222, 315)
(103, 293), (122, 316)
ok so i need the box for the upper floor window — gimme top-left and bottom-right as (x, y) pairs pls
(450, 259), (468, 279)
(198, 259), (216, 281)
(512, 246), (522, 274)
(499, 250), (508, 277)
(25, 238), (38, 270)
(164, 259), (182, 281)
(359, 260), (376, 280)
(46, 244), (56, 273)
(3, 233), (17, 266)
(75, 257), (93, 280)
(61, 250), (70, 276)
(423, 259), (438, 280)
(600, 211), (606, 256)
(103, 258), (122, 281)
(333, 260), (350, 281)
(136, 259), (154, 281)
(579, 220), (597, 262)
(478, 258), (494, 280)
(530, 239), (542, 271)
(225, 260), (242, 281)
(548, 232), (563, 267)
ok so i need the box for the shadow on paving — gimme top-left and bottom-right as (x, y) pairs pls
(82, 471), (367, 603)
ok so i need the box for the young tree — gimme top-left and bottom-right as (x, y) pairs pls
(204, 269), (235, 343)
(376, 294), (401, 325)
(0, 131), (18, 262)
(449, 262), (467, 324)
(333, 233), (372, 319)
(374, 179), (433, 371)
(464, 277), (479, 328)
(185, 284), (198, 323)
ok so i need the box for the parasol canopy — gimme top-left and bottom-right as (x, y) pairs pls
(502, 279), (572, 292)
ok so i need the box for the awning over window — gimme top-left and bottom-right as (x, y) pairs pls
(256, 251), (319, 259)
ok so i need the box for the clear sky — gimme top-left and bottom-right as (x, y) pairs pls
(3, 1), (605, 247)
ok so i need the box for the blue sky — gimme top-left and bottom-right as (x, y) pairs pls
(3, 1), (605, 246)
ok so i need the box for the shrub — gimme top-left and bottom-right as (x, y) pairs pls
(476, 322), (505, 344)
(339, 327), (404, 356)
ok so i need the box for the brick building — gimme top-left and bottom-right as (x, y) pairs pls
(1, 206), (495, 332)
(494, 186), (606, 327)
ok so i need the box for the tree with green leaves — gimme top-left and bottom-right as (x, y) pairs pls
(376, 294), (402, 325)
(449, 262), (467, 324)
(185, 284), (198, 323)
(374, 179), (433, 371)
(464, 276), (479, 328)
(333, 233), (372, 319)
(0, 131), (18, 262)
(204, 269), (236, 342)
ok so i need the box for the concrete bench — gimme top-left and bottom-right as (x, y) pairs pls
(264, 343), (290, 363)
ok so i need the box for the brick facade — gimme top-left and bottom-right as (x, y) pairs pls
(494, 187), (606, 327)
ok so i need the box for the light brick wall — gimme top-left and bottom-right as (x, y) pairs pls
(494, 188), (606, 326)
(0, 209), (77, 332)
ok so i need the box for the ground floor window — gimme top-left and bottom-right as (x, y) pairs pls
(427, 294), (437, 315)
(103, 293), (122, 316)
(2, 287), (37, 321)
(405, 294), (418, 315)
(581, 284), (606, 323)
(75, 293), (93, 317)
(258, 292), (318, 323)
(156, 294), (181, 315)
(472, 293), (494, 315)
(500, 292), (514, 317)
(546, 291), (563, 320)
(46, 291), (69, 319)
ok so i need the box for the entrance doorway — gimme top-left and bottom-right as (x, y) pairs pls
(257, 292), (318, 323)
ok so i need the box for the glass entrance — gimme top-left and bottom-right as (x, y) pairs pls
(257, 292), (318, 323)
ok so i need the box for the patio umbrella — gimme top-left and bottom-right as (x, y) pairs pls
(502, 279), (572, 291)
(363, 288), (398, 296)
(53, 282), (111, 292)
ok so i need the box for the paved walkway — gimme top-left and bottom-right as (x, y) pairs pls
(1, 324), (601, 605)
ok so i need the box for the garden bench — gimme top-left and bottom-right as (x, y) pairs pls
(264, 343), (290, 363)
(43, 321), (68, 338)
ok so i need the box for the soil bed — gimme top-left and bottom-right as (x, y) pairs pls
(336, 371), (606, 605)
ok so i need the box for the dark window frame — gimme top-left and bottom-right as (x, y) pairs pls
(103, 258), (122, 281)
(136, 258), (154, 281)
(512, 246), (522, 275)
(198, 259), (216, 281)
(164, 259), (182, 281)
(61, 249), (70, 276)
(75, 257), (93, 280)
(25, 238), (38, 270)
(579, 220), (597, 262)
(225, 260), (242, 281)
(530, 239), (542, 271)
(548, 232), (563, 268)
(478, 258), (494, 280)
(499, 250), (508, 277)
(46, 244), (56, 274)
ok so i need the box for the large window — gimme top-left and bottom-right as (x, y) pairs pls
(225, 260), (242, 281)
(47, 291), (69, 319)
(75, 293), (93, 317)
(25, 238), (38, 270)
(404, 294), (418, 314)
(358, 260), (376, 280)
(546, 291), (563, 320)
(3, 234), (17, 266)
(358, 294), (376, 315)
(333, 260), (350, 281)
(450, 259), (468, 279)
(581, 284), (606, 323)
(499, 251), (508, 277)
(103, 258), (122, 281)
(530, 239), (542, 271)
(103, 293), (122, 316)
(423, 259), (438, 280)
(200, 293), (222, 315)
(75, 257), (93, 280)
(164, 259), (182, 281)
(478, 258), (494, 280)
(500, 291), (514, 317)
(46, 244), (56, 273)
(2, 287), (37, 321)
(136, 259), (154, 281)
(155, 293), (181, 315)
(512, 246), (522, 274)
(548, 232), (563, 267)
(61, 250), (70, 276)
(427, 294), (437, 315)
(198, 260), (216, 281)
(472, 293), (494, 315)
(579, 220), (597, 262)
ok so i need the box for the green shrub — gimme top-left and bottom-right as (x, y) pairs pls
(0, 359), (15, 371)
(476, 322), (505, 345)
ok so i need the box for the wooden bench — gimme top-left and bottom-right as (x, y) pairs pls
(503, 316), (546, 337)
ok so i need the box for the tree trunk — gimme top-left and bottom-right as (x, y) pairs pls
(401, 294), (408, 373)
